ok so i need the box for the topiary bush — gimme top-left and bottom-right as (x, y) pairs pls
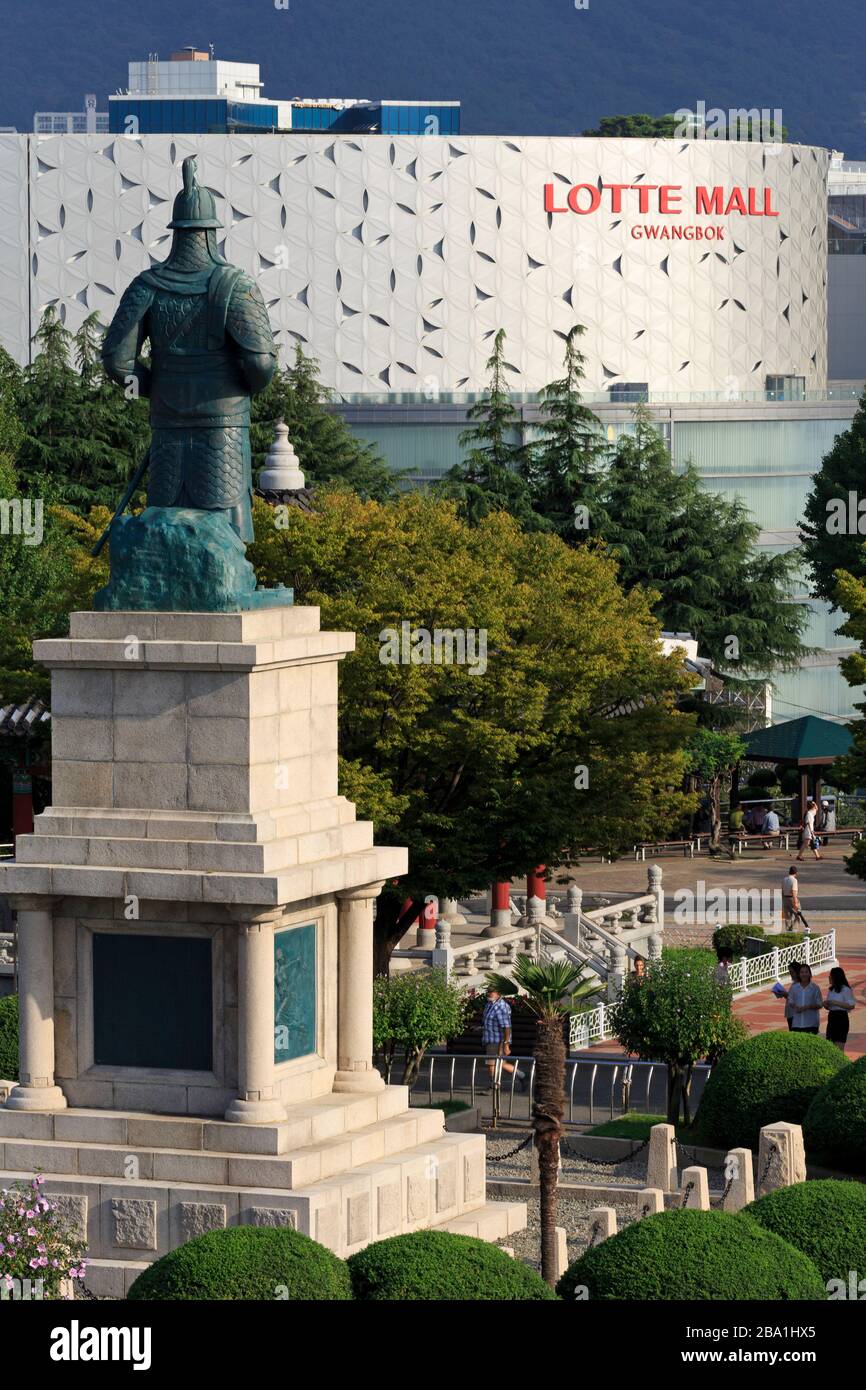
(743, 1180), (866, 1284)
(127, 1226), (353, 1301)
(0, 993), (18, 1080)
(694, 1030), (848, 1150)
(347, 1230), (556, 1300)
(712, 924), (764, 955)
(803, 1054), (866, 1174)
(555, 1209), (825, 1301)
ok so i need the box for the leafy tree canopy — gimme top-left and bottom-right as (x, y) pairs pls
(800, 389), (866, 605)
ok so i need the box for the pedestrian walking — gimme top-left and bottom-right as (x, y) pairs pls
(796, 799), (823, 861)
(822, 966), (855, 1052)
(481, 987), (527, 1091)
(781, 866), (801, 928)
(788, 963), (824, 1034)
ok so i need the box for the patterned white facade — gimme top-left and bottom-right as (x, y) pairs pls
(0, 133), (828, 394)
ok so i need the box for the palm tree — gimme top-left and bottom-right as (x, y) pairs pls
(487, 954), (597, 1286)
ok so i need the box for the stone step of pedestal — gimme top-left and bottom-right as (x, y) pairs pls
(0, 1089), (413, 1153)
(0, 1110), (444, 1191)
(432, 1199), (528, 1243)
(33, 796), (360, 846)
(17, 820), (375, 874)
(1, 1132), (491, 1268)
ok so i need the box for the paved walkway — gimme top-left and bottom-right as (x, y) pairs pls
(730, 953), (866, 1059)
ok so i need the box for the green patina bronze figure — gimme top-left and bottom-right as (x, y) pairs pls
(94, 155), (292, 611)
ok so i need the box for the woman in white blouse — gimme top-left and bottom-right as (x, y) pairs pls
(788, 964), (823, 1034)
(822, 966), (856, 1052)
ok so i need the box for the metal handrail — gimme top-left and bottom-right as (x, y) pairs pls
(413, 1051), (711, 1124)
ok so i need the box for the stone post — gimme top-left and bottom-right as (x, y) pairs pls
(334, 883), (385, 1094)
(431, 914), (453, 975)
(441, 897), (467, 929)
(637, 1188), (664, 1217)
(4, 896), (67, 1112)
(554, 1225), (569, 1280)
(680, 1165), (710, 1209)
(225, 908), (288, 1124)
(589, 1206), (618, 1241)
(648, 863), (664, 929)
(647, 1122), (678, 1191)
(566, 883), (583, 917)
(757, 1121), (806, 1196)
(722, 1147), (755, 1212)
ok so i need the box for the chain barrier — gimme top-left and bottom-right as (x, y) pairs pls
(710, 1175), (735, 1210)
(675, 1140), (726, 1177)
(560, 1136), (650, 1168)
(758, 1141), (777, 1190)
(587, 1220), (603, 1249)
(484, 1132), (534, 1163)
(679, 1180), (695, 1209)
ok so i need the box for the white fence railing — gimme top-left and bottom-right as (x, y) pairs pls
(568, 929), (838, 1051)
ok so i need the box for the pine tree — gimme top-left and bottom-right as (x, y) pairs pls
(439, 329), (541, 528)
(800, 388), (866, 604)
(251, 344), (396, 501)
(599, 406), (808, 674)
(528, 324), (608, 539)
(13, 308), (148, 510)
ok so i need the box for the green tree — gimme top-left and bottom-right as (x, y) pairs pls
(582, 114), (682, 138)
(598, 407), (808, 674)
(251, 344), (396, 501)
(487, 955), (597, 1287)
(800, 389), (866, 605)
(609, 955), (740, 1125)
(250, 490), (696, 969)
(13, 308), (149, 511)
(527, 325), (608, 539)
(439, 329), (540, 528)
(372, 969), (469, 1085)
(684, 728), (746, 852)
(821, 564), (866, 882)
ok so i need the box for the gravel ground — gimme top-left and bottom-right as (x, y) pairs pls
(490, 1189), (640, 1274)
(485, 1127), (652, 1187)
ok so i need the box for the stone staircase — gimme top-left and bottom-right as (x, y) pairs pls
(0, 1088), (526, 1297)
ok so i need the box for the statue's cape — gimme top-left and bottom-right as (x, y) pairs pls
(112, 264), (246, 352)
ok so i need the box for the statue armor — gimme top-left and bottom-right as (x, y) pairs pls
(102, 156), (276, 543)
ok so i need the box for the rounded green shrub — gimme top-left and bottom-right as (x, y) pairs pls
(555, 1209), (825, 1301)
(694, 1029), (848, 1150)
(347, 1230), (556, 1300)
(127, 1226), (352, 1301)
(0, 993), (18, 1081)
(743, 1180), (866, 1284)
(712, 923), (764, 955)
(803, 1054), (866, 1174)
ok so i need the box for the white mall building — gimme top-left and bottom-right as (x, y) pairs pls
(0, 130), (862, 721)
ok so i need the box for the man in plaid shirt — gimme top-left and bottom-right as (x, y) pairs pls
(482, 988), (527, 1091)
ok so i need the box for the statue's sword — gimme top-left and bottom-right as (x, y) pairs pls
(90, 448), (151, 557)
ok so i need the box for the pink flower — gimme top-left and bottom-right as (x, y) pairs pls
(29, 1258), (39, 1270)
(51, 1259), (58, 1268)
(37, 1244), (46, 1254)
(26, 1227), (37, 1238)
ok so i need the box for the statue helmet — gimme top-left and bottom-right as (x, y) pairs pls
(168, 155), (223, 229)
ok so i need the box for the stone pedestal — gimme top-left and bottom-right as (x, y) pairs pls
(589, 1206), (618, 1241)
(637, 1188), (664, 1217)
(1, 608), (406, 1117)
(0, 606), (528, 1284)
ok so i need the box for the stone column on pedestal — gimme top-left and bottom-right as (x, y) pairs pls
(334, 883), (385, 1094)
(484, 881), (513, 937)
(224, 908), (289, 1125)
(757, 1121), (806, 1196)
(680, 1165), (710, 1209)
(4, 896), (67, 1112)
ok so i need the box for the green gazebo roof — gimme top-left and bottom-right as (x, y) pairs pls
(742, 715), (853, 765)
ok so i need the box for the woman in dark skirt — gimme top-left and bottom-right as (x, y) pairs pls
(823, 966), (856, 1052)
